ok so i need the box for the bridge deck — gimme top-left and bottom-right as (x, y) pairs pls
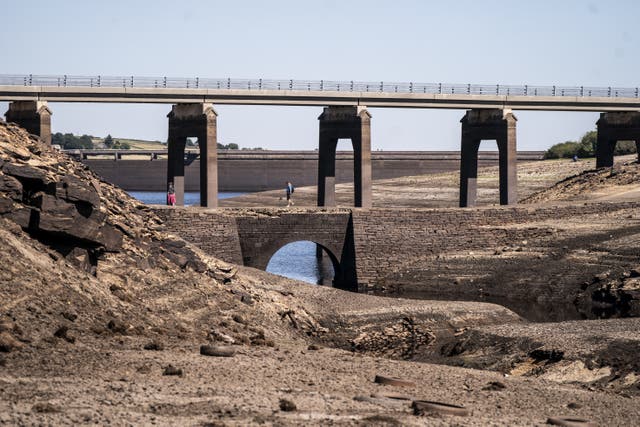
(1, 75), (639, 111)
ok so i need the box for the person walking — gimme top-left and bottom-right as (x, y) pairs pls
(286, 181), (295, 207)
(167, 182), (176, 206)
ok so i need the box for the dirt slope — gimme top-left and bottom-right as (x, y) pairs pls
(523, 155), (640, 203)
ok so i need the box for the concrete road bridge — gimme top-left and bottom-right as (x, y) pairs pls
(2, 74), (640, 208)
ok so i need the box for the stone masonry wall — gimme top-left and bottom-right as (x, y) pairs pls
(352, 203), (640, 292)
(153, 207), (243, 265)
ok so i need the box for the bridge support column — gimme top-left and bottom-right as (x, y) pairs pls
(167, 103), (218, 207)
(596, 112), (640, 168)
(460, 109), (517, 207)
(5, 101), (52, 145)
(317, 106), (372, 208)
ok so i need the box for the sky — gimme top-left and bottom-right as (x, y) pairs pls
(1, 0), (639, 151)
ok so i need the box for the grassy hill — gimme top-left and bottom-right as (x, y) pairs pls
(91, 137), (166, 150)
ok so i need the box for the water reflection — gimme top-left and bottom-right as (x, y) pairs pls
(266, 241), (335, 286)
(127, 191), (245, 205)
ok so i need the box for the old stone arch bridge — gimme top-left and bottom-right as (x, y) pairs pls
(154, 208), (359, 291)
(152, 202), (640, 294)
(232, 209), (357, 291)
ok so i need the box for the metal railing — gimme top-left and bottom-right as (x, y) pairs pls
(0, 74), (638, 98)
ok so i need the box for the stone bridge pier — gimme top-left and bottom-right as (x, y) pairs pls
(167, 103), (218, 207)
(5, 101), (52, 145)
(460, 109), (517, 207)
(596, 112), (640, 168)
(317, 106), (372, 208)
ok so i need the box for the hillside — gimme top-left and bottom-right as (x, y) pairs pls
(91, 136), (166, 150)
(220, 156), (597, 208)
(523, 155), (640, 203)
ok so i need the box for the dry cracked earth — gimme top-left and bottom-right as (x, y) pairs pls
(1, 119), (640, 426)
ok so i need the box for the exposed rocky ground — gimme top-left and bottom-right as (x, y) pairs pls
(1, 120), (640, 425)
(523, 155), (640, 203)
(219, 155), (597, 209)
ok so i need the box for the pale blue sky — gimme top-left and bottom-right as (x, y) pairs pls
(2, 0), (639, 150)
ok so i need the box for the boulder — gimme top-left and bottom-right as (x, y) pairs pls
(56, 175), (100, 208)
(1, 162), (54, 188)
(0, 173), (22, 200)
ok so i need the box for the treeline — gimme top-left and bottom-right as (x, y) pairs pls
(187, 139), (260, 150)
(51, 133), (94, 149)
(544, 131), (637, 159)
(217, 143), (264, 150)
(217, 142), (238, 149)
(52, 133), (260, 150)
(51, 133), (131, 150)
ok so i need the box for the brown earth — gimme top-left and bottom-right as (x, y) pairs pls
(219, 155), (600, 208)
(1, 121), (640, 426)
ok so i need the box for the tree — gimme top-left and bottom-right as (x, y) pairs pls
(543, 141), (580, 159)
(104, 134), (114, 148)
(544, 129), (637, 159)
(217, 142), (239, 149)
(52, 132), (93, 149)
(51, 132), (64, 146)
(79, 135), (93, 148)
(576, 131), (596, 157)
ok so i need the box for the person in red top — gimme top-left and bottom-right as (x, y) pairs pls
(167, 182), (176, 206)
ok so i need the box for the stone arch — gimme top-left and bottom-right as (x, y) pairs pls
(235, 211), (358, 291)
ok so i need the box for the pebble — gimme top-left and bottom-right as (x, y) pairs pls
(279, 398), (296, 412)
(162, 365), (183, 376)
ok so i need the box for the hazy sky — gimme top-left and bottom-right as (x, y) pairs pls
(1, 0), (639, 151)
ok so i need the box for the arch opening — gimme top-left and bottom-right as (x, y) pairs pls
(474, 139), (502, 205)
(265, 240), (337, 287)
